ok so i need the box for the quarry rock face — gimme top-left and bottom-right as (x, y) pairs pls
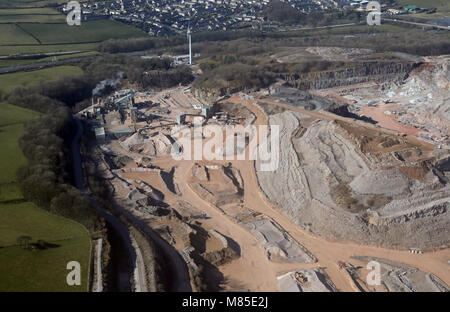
(256, 111), (450, 250)
(281, 62), (418, 91)
(190, 164), (244, 208)
(394, 58), (450, 135)
(193, 87), (238, 103)
(193, 61), (418, 102)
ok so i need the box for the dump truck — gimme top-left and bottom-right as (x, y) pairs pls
(293, 272), (308, 284)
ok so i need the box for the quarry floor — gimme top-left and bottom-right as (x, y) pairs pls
(101, 88), (450, 292)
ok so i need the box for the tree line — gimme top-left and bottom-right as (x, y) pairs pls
(5, 55), (193, 232)
(13, 100), (102, 232)
(194, 62), (275, 94)
(194, 53), (350, 94)
(83, 55), (194, 92)
(96, 21), (450, 58)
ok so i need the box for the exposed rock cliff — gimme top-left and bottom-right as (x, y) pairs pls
(256, 111), (450, 250)
(282, 62), (419, 90)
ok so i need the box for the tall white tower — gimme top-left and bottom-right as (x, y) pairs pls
(187, 26), (192, 65)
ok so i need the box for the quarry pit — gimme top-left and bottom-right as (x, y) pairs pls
(79, 51), (450, 292)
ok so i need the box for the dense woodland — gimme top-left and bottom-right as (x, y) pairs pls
(98, 23), (450, 58)
(190, 28), (449, 93)
(95, 26), (450, 98)
(194, 53), (351, 94)
(97, 30), (264, 54)
(7, 86), (101, 232)
(82, 55), (194, 91)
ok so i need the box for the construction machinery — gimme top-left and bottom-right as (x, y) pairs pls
(190, 213), (207, 220)
(292, 271), (308, 284)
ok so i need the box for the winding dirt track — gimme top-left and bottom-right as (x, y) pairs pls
(124, 94), (449, 291)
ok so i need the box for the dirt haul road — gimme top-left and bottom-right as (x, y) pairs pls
(124, 95), (449, 291)
(361, 104), (420, 136)
(258, 98), (435, 152)
(233, 96), (450, 290)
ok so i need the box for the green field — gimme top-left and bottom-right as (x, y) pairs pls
(0, 7), (61, 14)
(0, 123), (28, 200)
(0, 101), (91, 291)
(0, 101), (37, 127)
(0, 19), (147, 47)
(0, 13), (65, 22)
(0, 0), (148, 58)
(0, 103), (37, 201)
(0, 65), (83, 93)
(0, 20), (147, 48)
(396, 0), (450, 18)
(0, 18), (148, 57)
(314, 24), (407, 34)
(0, 51), (98, 67)
(396, 0), (450, 11)
(273, 24), (409, 38)
(0, 0), (75, 8)
(0, 103), (37, 183)
(0, 42), (99, 56)
(19, 19), (148, 44)
(0, 24), (39, 45)
(0, 202), (91, 291)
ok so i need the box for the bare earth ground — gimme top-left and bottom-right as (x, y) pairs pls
(86, 53), (450, 291)
(103, 90), (449, 292)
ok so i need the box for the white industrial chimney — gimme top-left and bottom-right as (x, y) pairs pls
(187, 26), (192, 65)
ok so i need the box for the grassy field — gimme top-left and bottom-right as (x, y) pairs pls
(394, 0), (450, 20)
(396, 0), (450, 11)
(0, 103), (36, 202)
(0, 101), (37, 126)
(0, 101), (91, 291)
(0, 202), (91, 291)
(396, 0), (450, 18)
(0, 123), (27, 201)
(0, 51), (98, 67)
(0, 24), (39, 45)
(0, 19), (147, 48)
(0, 7), (61, 14)
(0, 65), (83, 94)
(0, 42), (99, 56)
(0, 0), (74, 8)
(0, 13), (65, 23)
(19, 19), (148, 44)
(0, 0), (148, 57)
(271, 24), (409, 38)
(0, 18), (148, 58)
(0, 103), (38, 196)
